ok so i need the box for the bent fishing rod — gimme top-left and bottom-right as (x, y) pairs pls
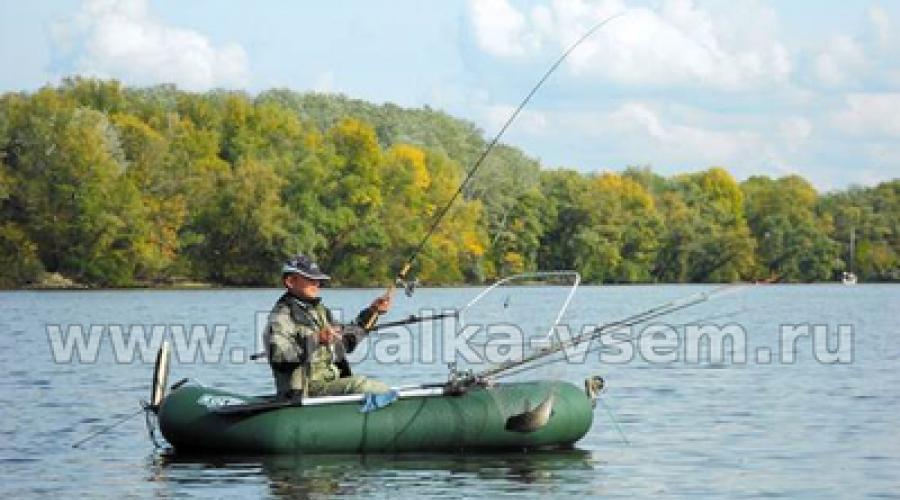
(366, 13), (625, 329)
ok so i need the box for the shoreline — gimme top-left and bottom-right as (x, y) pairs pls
(8, 280), (896, 291)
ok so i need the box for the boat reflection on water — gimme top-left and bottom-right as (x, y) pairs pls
(150, 448), (599, 497)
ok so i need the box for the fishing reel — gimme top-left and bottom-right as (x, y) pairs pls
(395, 276), (419, 297)
(445, 362), (490, 394)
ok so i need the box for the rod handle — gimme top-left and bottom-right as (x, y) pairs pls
(364, 262), (410, 330)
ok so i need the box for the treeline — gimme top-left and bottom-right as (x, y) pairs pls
(0, 78), (896, 287)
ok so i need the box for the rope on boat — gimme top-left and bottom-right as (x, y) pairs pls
(597, 396), (630, 445)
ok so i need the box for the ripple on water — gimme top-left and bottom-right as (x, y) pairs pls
(2, 286), (898, 498)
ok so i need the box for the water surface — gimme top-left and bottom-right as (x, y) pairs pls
(1, 284), (897, 498)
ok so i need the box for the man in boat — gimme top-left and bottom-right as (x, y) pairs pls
(264, 254), (392, 399)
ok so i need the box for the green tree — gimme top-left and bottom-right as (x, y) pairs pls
(538, 169), (592, 271)
(185, 158), (299, 284)
(0, 80), (895, 287)
(0, 222), (44, 287)
(572, 173), (661, 283)
(742, 175), (839, 281)
(318, 118), (386, 283)
(818, 180), (898, 281)
(3, 89), (149, 285)
(656, 168), (756, 282)
(413, 150), (487, 284)
(111, 112), (186, 280)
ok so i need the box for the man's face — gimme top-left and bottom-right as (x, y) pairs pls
(285, 274), (321, 299)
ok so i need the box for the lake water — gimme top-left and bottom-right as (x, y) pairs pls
(1, 283), (898, 498)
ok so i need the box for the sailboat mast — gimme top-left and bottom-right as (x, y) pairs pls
(850, 227), (855, 274)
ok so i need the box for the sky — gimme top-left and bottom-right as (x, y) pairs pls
(1, 0), (899, 190)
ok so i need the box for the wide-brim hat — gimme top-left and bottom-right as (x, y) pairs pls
(282, 254), (330, 281)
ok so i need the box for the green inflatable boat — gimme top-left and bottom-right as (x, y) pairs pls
(154, 378), (598, 454)
(144, 272), (612, 454)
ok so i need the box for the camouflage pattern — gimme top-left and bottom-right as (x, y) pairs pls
(263, 293), (387, 398)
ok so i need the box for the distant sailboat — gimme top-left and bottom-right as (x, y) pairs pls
(842, 227), (858, 285)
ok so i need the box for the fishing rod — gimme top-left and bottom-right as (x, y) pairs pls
(477, 284), (746, 380)
(249, 311), (457, 361)
(370, 311), (458, 330)
(365, 13), (625, 330)
(497, 290), (759, 378)
(493, 301), (748, 380)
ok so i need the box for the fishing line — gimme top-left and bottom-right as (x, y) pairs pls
(597, 396), (630, 445)
(490, 294), (717, 378)
(366, 13), (626, 329)
(492, 303), (750, 380)
(404, 13), (624, 270)
(484, 284), (743, 380)
(667, 307), (751, 329)
(72, 407), (145, 449)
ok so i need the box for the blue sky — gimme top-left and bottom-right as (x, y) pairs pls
(2, 0), (898, 190)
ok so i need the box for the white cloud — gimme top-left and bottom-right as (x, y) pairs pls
(869, 5), (893, 49)
(778, 116), (812, 143)
(484, 103), (547, 135)
(518, 100), (828, 183)
(312, 71), (336, 93)
(813, 35), (868, 87)
(605, 101), (764, 164)
(468, 0), (539, 57)
(806, 7), (900, 90)
(831, 93), (900, 138)
(467, 0), (791, 90)
(462, 1), (899, 188)
(868, 6), (900, 87)
(52, 0), (248, 90)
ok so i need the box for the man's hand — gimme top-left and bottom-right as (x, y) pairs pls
(370, 294), (392, 314)
(317, 325), (340, 345)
